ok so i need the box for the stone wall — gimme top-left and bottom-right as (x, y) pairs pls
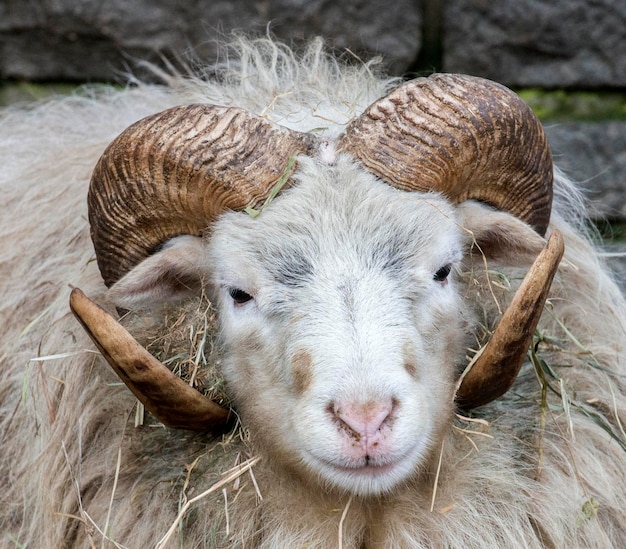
(0, 0), (423, 80)
(444, 0), (626, 89)
(1, 0), (624, 286)
(2, 1), (623, 88)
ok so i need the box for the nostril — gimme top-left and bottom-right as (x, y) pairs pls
(333, 400), (394, 439)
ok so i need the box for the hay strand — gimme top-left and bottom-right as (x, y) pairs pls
(154, 456), (261, 549)
(338, 496), (353, 549)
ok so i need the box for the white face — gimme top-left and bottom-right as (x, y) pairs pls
(208, 156), (471, 496)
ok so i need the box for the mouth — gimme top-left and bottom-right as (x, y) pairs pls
(328, 458), (398, 477)
(298, 421), (433, 495)
(314, 451), (417, 495)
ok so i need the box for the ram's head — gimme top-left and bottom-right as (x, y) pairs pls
(71, 74), (563, 495)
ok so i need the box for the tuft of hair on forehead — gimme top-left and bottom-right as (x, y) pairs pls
(208, 154), (462, 288)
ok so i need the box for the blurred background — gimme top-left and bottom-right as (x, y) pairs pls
(1, 0), (624, 286)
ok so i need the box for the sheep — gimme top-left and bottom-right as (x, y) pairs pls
(1, 37), (625, 548)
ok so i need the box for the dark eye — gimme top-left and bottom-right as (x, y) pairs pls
(228, 288), (254, 305)
(433, 264), (452, 283)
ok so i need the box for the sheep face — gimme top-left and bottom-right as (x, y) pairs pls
(207, 156), (471, 495)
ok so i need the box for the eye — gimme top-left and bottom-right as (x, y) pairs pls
(433, 264), (452, 283)
(228, 287), (254, 305)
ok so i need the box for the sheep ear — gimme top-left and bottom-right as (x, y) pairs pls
(456, 200), (547, 264)
(107, 235), (208, 309)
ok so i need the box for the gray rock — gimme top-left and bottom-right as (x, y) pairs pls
(0, 0), (422, 82)
(443, 0), (626, 88)
(263, 0), (422, 74)
(545, 121), (626, 220)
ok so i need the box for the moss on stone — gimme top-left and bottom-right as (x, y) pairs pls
(0, 82), (78, 107)
(518, 89), (626, 122)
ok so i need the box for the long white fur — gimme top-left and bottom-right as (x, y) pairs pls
(1, 37), (625, 548)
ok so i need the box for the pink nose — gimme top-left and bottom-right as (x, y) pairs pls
(333, 400), (393, 441)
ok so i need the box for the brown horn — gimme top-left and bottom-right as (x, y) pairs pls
(69, 288), (231, 431)
(337, 73), (553, 236)
(455, 230), (565, 409)
(89, 104), (316, 287)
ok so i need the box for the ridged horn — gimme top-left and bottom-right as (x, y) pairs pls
(337, 73), (553, 236)
(89, 104), (316, 287)
(455, 230), (565, 409)
(70, 288), (231, 431)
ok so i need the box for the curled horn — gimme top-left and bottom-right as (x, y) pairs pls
(89, 104), (316, 287)
(70, 288), (231, 431)
(83, 104), (315, 429)
(455, 230), (564, 408)
(337, 73), (553, 236)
